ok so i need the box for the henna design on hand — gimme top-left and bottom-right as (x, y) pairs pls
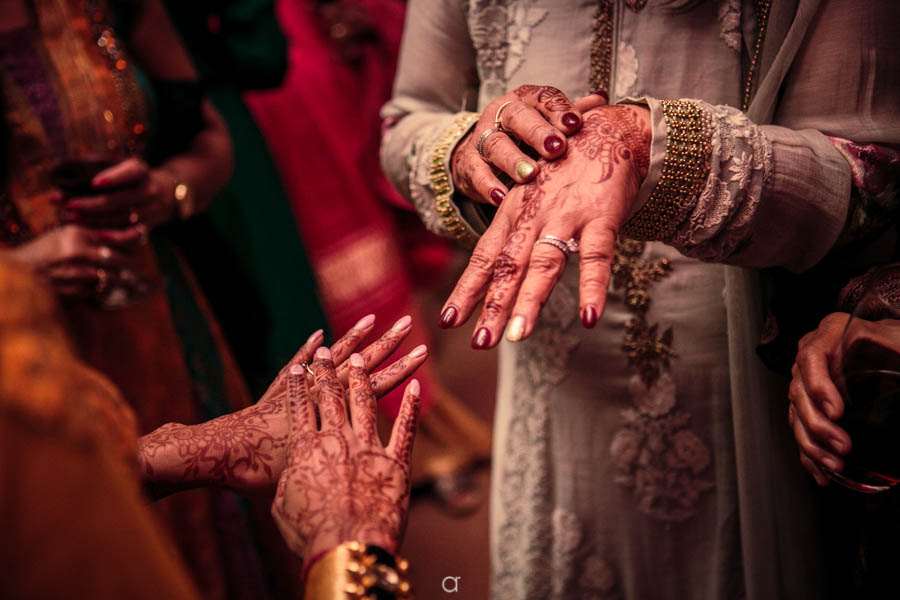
(567, 105), (651, 183)
(514, 85), (572, 112)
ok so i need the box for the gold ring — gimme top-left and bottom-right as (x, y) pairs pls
(494, 100), (515, 131)
(95, 268), (109, 295)
(477, 127), (505, 159)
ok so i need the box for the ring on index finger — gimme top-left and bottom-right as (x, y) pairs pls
(534, 235), (579, 256)
(494, 100), (514, 131)
(477, 127), (505, 159)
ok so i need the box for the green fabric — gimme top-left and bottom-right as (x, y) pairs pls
(163, 0), (328, 395)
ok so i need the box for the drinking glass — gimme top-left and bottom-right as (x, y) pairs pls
(825, 263), (900, 493)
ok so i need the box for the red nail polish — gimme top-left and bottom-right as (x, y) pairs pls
(472, 327), (492, 349)
(562, 112), (581, 129)
(439, 306), (458, 329)
(592, 90), (609, 103)
(490, 188), (506, 205)
(544, 135), (563, 153)
(582, 305), (598, 329)
(92, 176), (108, 188)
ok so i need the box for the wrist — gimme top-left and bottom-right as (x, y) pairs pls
(304, 541), (412, 599)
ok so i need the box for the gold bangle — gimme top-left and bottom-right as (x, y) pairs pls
(621, 100), (713, 241)
(305, 541), (412, 600)
(429, 112), (481, 249)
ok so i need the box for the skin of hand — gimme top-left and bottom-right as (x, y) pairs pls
(138, 314), (427, 498)
(0, 224), (147, 300)
(789, 313), (900, 485)
(271, 347), (420, 571)
(63, 158), (179, 230)
(439, 104), (652, 348)
(450, 86), (610, 206)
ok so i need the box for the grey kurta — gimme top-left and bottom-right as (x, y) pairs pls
(381, 1), (900, 598)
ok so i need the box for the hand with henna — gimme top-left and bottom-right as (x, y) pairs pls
(138, 314), (427, 498)
(272, 347), (420, 570)
(450, 85), (609, 206)
(439, 104), (652, 347)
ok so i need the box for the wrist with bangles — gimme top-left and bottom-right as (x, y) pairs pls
(304, 541), (412, 599)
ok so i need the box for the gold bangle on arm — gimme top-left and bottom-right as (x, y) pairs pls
(620, 100), (713, 241)
(429, 112), (481, 249)
(304, 541), (412, 600)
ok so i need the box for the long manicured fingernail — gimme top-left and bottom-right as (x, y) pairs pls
(408, 379), (420, 397)
(506, 316), (525, 342)
(392, 314), (412, 332)
(515, 160), (536, 180)
(561, 112), (581, 128)
(92, 176), (109, 187)
(306, 329), (324, 345)
(543, 135), (563, 153)
(439, 306), (458, 329)
(592, 90), (609, 102)
(409, 344), (428, 359)
(316, 346), (332, 361)
(354, 314), (376, 330)
(582, 305), (599, 329)
(472, 327), (492, 349)
(349, 353), (365, 368)
(490, 188), (506, 205)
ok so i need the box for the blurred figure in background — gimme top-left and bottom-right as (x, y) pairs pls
(246, 0), (492, 511)
(161, 0), (330, 396)
(0, 0), (271, 596)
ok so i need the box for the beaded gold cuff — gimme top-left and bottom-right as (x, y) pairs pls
(305, 541), (412, 600)
(429, 112), (481, 249)
(621, 100), (712, 241)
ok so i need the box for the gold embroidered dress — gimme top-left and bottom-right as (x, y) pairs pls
(381, 1), (900, 598)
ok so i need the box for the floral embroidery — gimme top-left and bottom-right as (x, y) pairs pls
(614, 41), (639, 99)
(494, 280), (581, 600)
(609, 240), (715, 522)
(717, 0), (743, 53)
(469, 0), (547, 101)
(579, 555), (618, 598)
(552, 508), (584, 597)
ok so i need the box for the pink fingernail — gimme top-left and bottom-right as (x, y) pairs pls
(392, 315), (412, 332)
(409, 344), (428, 359)
(354, 314), (376, 330)
(306, 329), (324, 345)
(289, 364), (306, 375)
(408, 379), (420, 396)
(349, 353), (365, 368)
(315, 346), (332, 361)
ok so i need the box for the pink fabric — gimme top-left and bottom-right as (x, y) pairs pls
(246, 0), (449, 417)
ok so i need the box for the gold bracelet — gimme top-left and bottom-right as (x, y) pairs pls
(305, 541), (412, 600)
(429, 112), (481, 249)
(621, 100), (712, 241)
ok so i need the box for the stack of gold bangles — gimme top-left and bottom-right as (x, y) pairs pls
(305, 542), (412, 600)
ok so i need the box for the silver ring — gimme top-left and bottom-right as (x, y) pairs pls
(299, 362), (314, 376)
(494, 100), (514, 131)
(533, 235), (579, 256)
(477, 127), (505, 159)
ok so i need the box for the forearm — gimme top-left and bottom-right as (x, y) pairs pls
(158, 100), (233, 218)
(138, 401), (286, 498)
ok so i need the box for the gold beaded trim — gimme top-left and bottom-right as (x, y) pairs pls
(620, 100), (712, 241)
(305, 541), (412, 600)
(589, 0), (615, 94)
(429, 112), (481, 249)
(742, 0), (771, 112)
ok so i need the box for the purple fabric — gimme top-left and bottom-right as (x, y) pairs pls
(0, 26), (68, 158)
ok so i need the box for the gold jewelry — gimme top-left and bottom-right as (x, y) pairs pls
(620, 100), (712, 241)
(95, 268), (109, 295)
(742, 0), (771, 112)
(477, 127), (504, 159)
(430, 112), (481, 249)
(494, 100), (514, 131)
(305, 541), (411, 600)
(515, 160), (536, 180)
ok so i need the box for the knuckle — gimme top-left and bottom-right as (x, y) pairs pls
(529, 253), (564, 275)
(580, 248), (615, 265)
(467, 250), (495, 274)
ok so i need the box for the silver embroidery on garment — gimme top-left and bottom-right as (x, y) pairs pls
(493, 280), (580, 600)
